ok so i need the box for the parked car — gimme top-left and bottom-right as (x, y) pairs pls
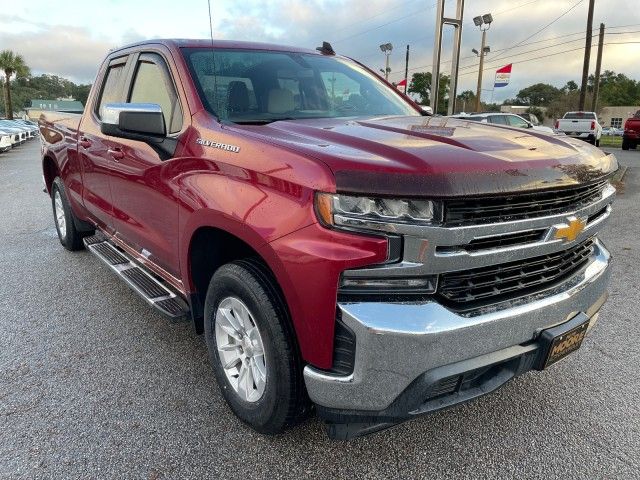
(0, 128), (20, 147)
(12, 119), (38, 138)
(451, 112), (555, 134)
(40, 39), (616, 439)
(622, 110), (640, 150)
(0, 121), (27, 145)
(555, 111), (602, 146)
(0, 133), (12, 152)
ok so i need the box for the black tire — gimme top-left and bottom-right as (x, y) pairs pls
(204, 258), (308, 434)
(51, 177), (85, 251)
(622, 138), (630, 150)
(632, 142), (638, 150)
(595, 139), (600, 147)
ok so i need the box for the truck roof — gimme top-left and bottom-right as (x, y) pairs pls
(112, 38), (324, 56)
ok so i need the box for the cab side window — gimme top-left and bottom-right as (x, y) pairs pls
(96, 62), (126, 119)
(489, 115), (508, 125)
(129, 55), (183, 134)
(507, 115), (529, 128)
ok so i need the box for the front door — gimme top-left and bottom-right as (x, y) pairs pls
(107, 52), (185, 278)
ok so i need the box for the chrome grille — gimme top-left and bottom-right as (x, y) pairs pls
(437, 239), (595, 311)
(444, 180), (609, 226)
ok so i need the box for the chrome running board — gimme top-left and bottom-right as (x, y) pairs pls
(83, 233), (189, 321)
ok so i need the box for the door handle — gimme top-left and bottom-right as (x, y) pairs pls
(108, 147), (125, 161)
(79, 137), (91, 149)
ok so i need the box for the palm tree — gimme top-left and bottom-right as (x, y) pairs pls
(0, 50), (30, 120)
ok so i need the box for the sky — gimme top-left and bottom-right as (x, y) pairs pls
(1, 0), (639, 103)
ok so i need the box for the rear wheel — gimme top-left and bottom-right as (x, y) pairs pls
(622, 138), (630, 150)
(51, 177), (86, 251)
(204, 259), (307, 434)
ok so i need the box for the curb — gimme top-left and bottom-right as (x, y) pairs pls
(612, 165), (628, 184)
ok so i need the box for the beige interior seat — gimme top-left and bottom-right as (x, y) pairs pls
(268, 88), (295, 114)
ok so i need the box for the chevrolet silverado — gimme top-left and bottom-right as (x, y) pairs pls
(40, 39), (617, 439)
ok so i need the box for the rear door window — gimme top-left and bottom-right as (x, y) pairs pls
(96, 61), (127, 119)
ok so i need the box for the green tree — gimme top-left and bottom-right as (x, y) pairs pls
(0, 50), (30, 119)
(515, 83), (561, 106)
(408, 72), (449, 114)
(456, 90), (475, 113)
(562, 80), (579, 92)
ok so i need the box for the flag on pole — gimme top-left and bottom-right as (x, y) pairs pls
(494, 64), (512, 88)
(397, 78), (407, 92)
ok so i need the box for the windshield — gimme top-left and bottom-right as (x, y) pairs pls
(182, 48), (419, 124)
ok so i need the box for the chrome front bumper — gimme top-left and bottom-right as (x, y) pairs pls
(304, 239), (610, 411)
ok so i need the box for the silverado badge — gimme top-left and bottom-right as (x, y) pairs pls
(196, 138), (240, 153)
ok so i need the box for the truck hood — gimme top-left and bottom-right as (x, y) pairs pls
(232, 115), (618, 197)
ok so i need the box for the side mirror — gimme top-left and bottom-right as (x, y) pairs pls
(421, 105), (434, 115)
(101, 103), (165, 138)
(100, 103), (177, 160)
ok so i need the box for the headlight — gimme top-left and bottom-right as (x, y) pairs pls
(316, 192), (438, 231)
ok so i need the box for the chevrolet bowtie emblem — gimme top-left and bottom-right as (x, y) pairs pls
(553, 216), (586, 242)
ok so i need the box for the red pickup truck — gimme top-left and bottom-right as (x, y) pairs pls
(622, 110), (640, 150)
(40, 39), (617, 439)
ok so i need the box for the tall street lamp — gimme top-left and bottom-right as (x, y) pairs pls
(379, 43), (393, 81)
(472, 13), (492, 112)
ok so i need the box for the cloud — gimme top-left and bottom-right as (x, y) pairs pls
(1, 0), (638, 99)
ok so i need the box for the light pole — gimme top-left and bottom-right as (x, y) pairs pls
(472, 13), (492, 112)
(379, 43), (393, 81)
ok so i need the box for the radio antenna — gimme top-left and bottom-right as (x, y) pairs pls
(207, 0), (220, 120)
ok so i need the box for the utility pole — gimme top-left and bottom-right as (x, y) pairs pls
(579, 0), (595, 110)
(379, 43), (393, 81)
(475, 29), (487, 112)
(591, 23), (605, 112)
(472, 14), (493, 112)
(404, 45), (409, 94)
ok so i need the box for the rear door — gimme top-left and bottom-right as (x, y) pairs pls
(78, 55), (131, 231)
(106, 51), (186, 278)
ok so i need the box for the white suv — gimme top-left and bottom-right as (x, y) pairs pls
(451, 112), (555, 134)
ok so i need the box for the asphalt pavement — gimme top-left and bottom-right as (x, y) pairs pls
(1, 140), (639, 479)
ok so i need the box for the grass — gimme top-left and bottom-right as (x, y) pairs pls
(599, 135), (623, 148)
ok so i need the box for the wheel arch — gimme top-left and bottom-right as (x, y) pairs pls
(183, 218), (297, 346)
(42, 154), (60, 194)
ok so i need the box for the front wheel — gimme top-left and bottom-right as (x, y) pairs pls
(51, 177), (85, 251)
(622, 138), (630, 150)
(595, 138), (600, 147)
(204, 259), (308, 434)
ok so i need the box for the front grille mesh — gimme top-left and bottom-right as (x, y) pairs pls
(444, 180), (608, 226)
(437, 239), (595, 311)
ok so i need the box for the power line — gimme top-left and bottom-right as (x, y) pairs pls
(330, 0), (422, 36)
(334, 3), (437, 44)
(490, 0), (585, 64)
(386, 29), (640, 79)
(456, 41), (640, 78)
